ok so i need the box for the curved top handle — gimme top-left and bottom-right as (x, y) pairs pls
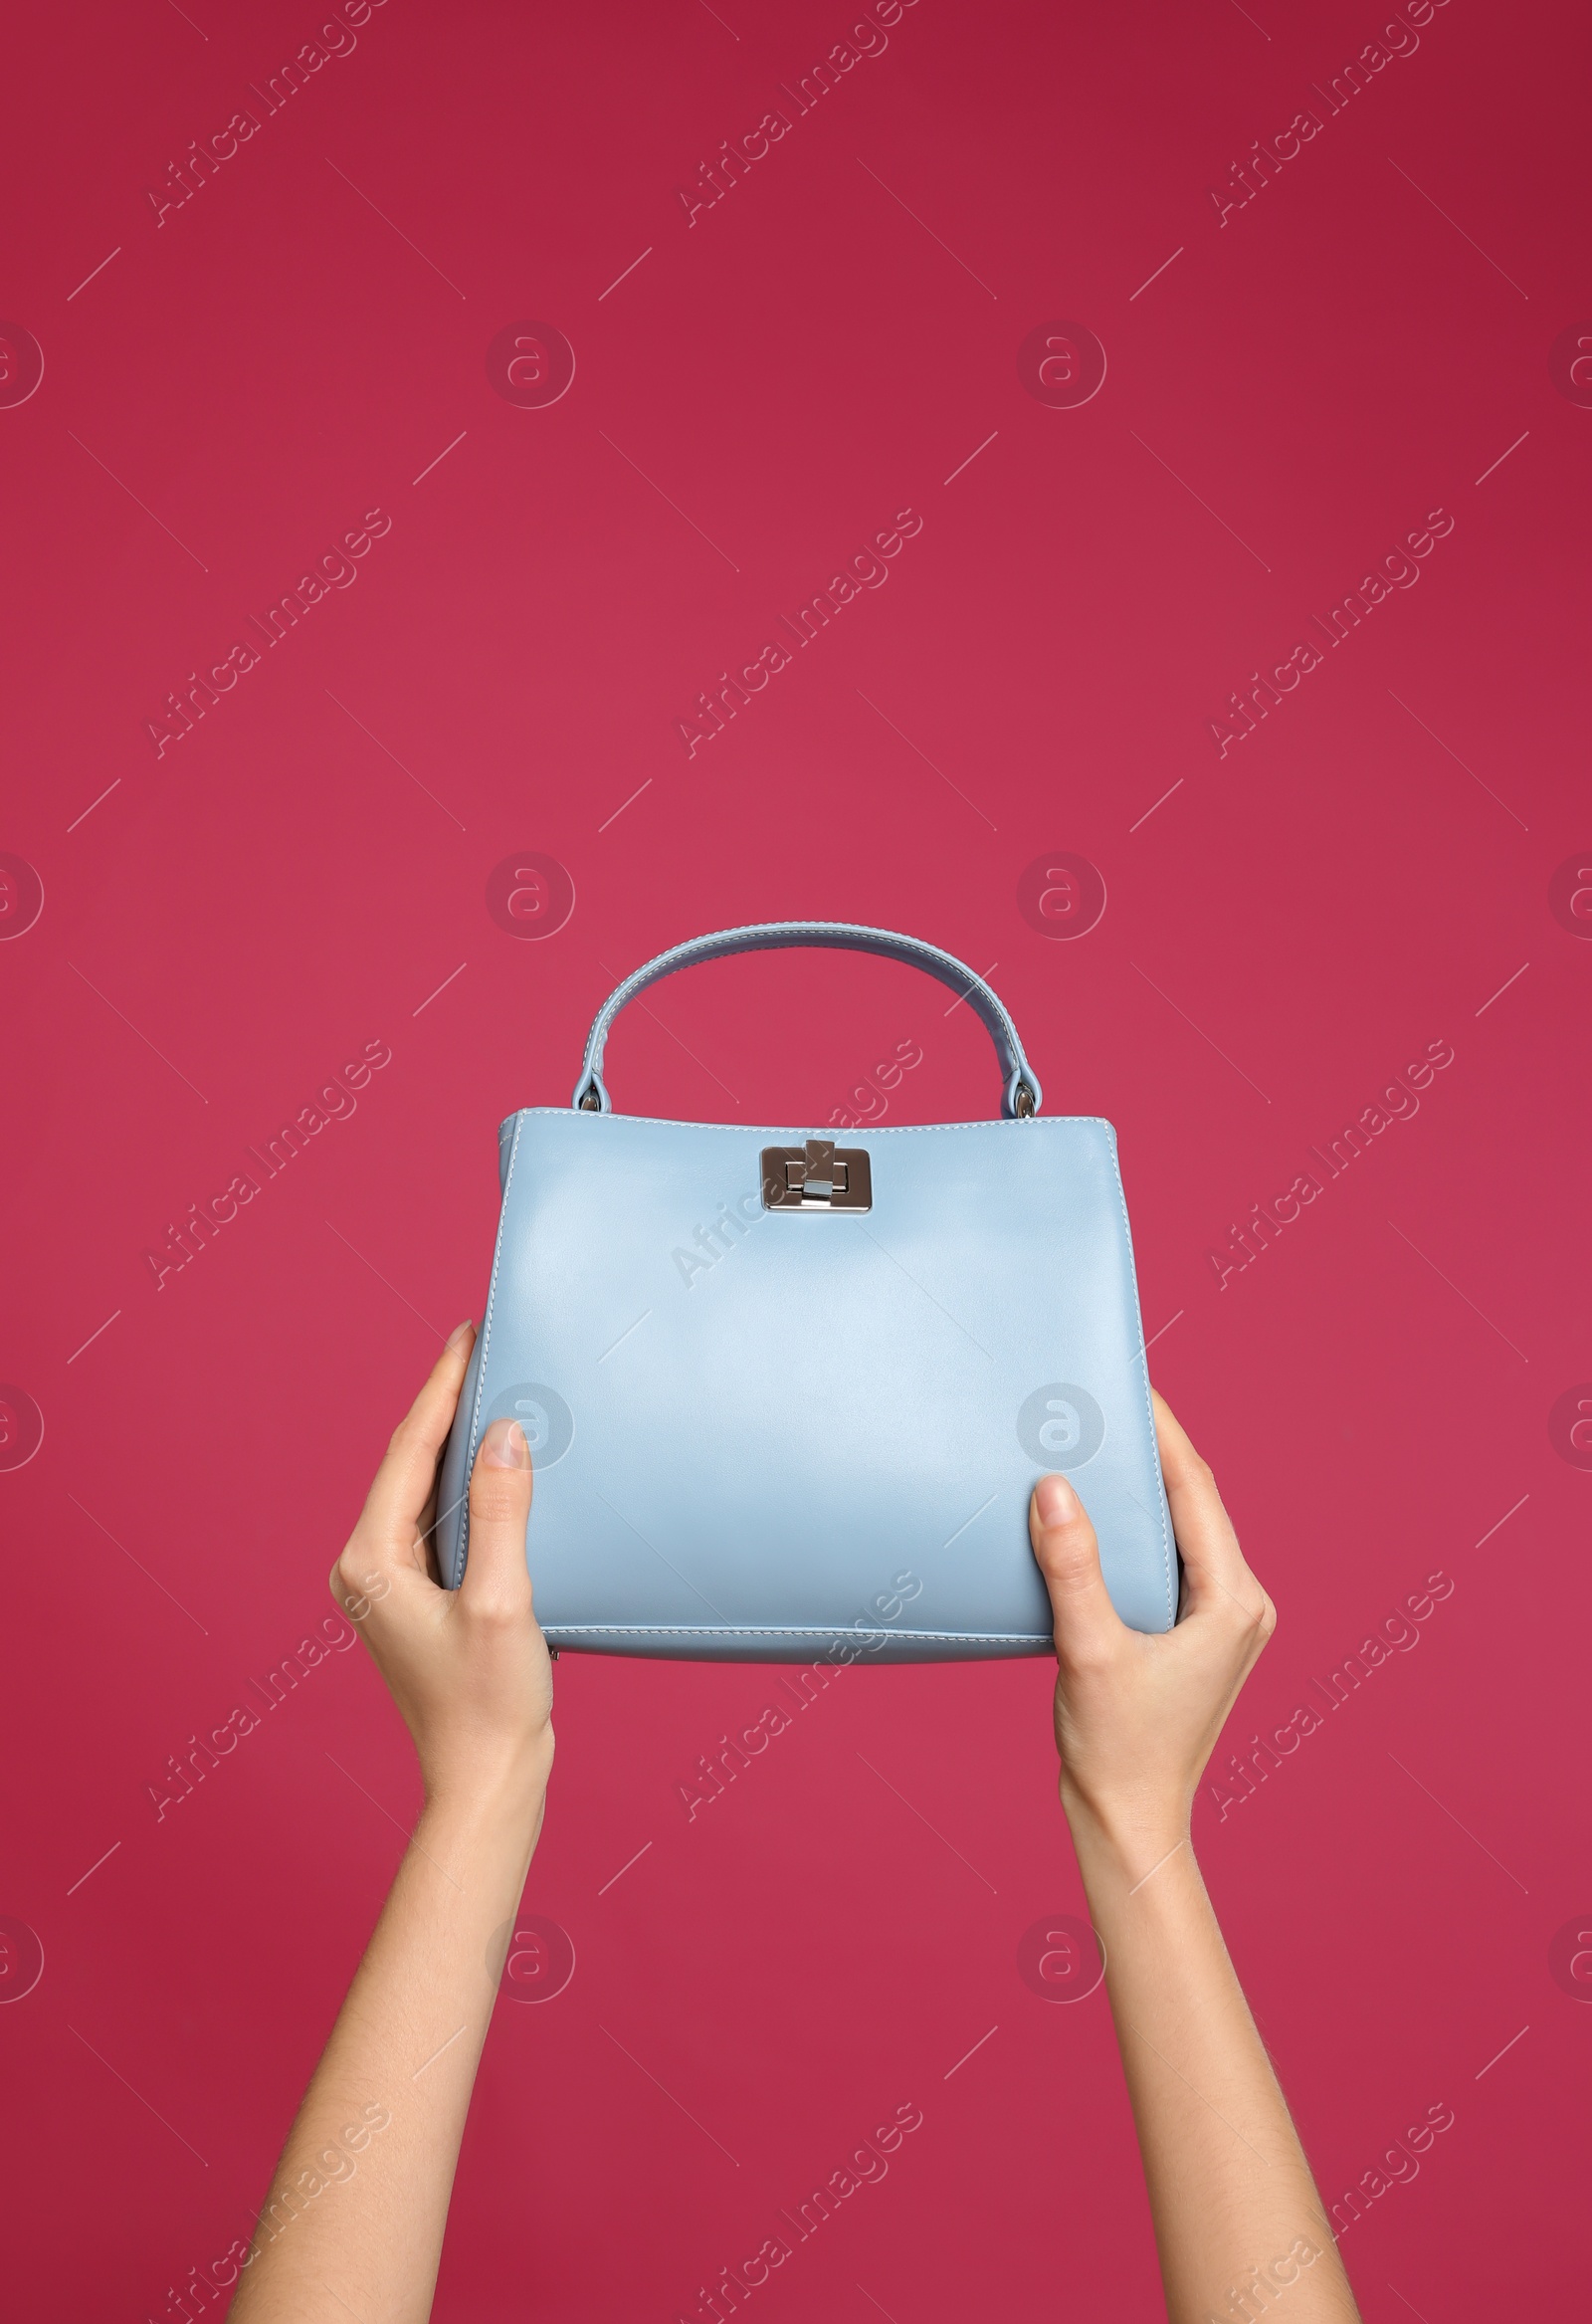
(572, 921), (1042, 1120)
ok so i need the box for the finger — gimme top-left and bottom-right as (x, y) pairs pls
(1149, 1387), (1267, 1621)
(357, 1320), (477, 1555)
(1028, 1473), (1123, 1666)
(462, 1417), (534, 1612)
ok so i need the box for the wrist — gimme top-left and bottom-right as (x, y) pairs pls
(420, 1736), (553, 1842)
(1061, 1781), (1192, 1889)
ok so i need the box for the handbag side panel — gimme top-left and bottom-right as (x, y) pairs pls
(434, 1113), (521, 1589)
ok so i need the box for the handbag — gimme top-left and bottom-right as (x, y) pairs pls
(436, 922), (1175, 1658)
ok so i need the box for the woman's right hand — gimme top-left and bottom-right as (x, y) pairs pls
(1027, 1388), (1275, 1868)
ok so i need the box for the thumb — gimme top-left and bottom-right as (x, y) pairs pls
(1028, 1473), (1122, 1663)
(463, 1417), (535, 1611)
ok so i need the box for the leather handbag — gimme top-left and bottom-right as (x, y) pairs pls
(437, 922), (1175, 1659)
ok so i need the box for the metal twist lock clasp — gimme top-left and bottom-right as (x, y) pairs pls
(759, 1138), (872, 1212)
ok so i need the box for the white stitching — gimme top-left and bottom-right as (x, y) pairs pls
(541, 1624), (1052, 1642)
(512, 1109), (1106, 1137)
(453, 1111), (525, 1588)
(1105, 1131), (1176, 1629)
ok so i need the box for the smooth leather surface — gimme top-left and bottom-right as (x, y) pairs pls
(571, 922), (1042, 1122)
(438, 945), (1175, 1657)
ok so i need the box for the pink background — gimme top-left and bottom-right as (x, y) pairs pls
(2, 0), (1589, 2315)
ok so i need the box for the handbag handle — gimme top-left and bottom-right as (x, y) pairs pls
(572, 921), (1042, 1120)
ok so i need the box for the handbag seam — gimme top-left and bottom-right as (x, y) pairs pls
(1105, 1138), (1176, 1628)
(455, 1109), (526, 1588)
(541, 1624), (1052, 1642)
(511, 1108), (1114, 1136)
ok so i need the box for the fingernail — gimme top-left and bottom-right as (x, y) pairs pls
(1036, 1474), (1079, 1527)
(481, 1416), (528, 1469)
(446, 1319), (474, 1352)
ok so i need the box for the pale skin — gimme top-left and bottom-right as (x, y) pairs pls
(1031, 1404), (1361, 2324)
(228, 1328), (1360, 2324)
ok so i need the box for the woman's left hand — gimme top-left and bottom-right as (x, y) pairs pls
(329, 1321), (555, 1819)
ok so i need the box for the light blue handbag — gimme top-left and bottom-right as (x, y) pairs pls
(437, 923), (1175, 1659)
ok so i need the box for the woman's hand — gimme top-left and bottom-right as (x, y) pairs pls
(1028, 1386), (1274, 1866)
(1030, 1393), (1362, 2322)
(329, 1321), (555, 1821)
(236, 1331), (558, 2323)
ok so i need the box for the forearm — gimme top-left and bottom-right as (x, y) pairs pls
(1071, 1811), (1358, 2324)
(231, 1772), (546, 2324)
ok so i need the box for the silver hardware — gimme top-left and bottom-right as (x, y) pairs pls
(1015, 1081), (1036, 1119)
(760, 1139), (873, 1212)
(578, 1087), (601, 1112)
